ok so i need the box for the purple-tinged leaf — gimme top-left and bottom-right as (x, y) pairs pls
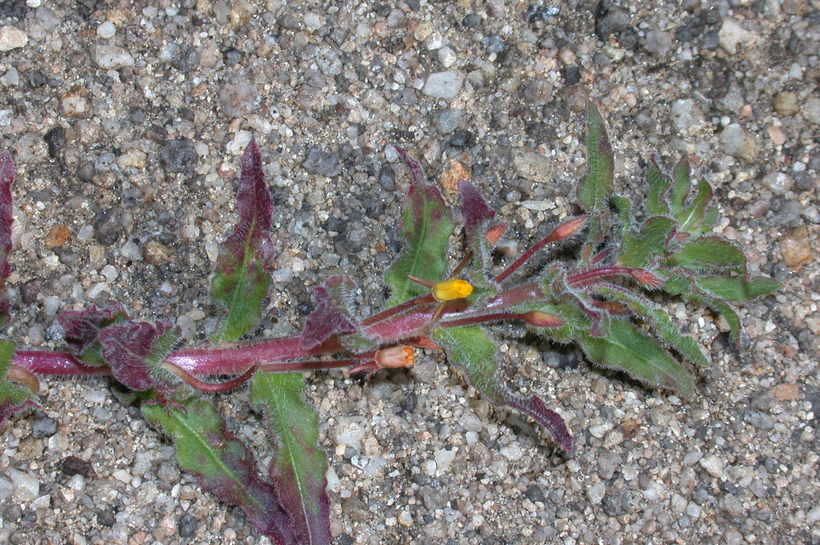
(211, 140), (275, 342)
(458, 180), (496, 238)
(142, 396), (298, 545)
(0, 152), (15, 324)
(57, 302), (128, 366)
(433, 325), (573, 453)
(300, 276), (357, 351)
(384, 149), (455, 306)
(0, 341), (37, 427)
(251, 372), (331, 545)
(577, 103), (614, 212)
(98, 320), (178, 391)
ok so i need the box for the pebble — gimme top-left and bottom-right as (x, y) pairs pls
(699, 454), (725, 479)
(512, 149), (552, 181)
(720, 123), (757, 161)
(780, 227), (812, 272)
(9, 469), (39, 501)
(97, 21), (116, 39)
(772, 91), (798, 116)
(303, 146), (342, 177)
(644, 30), (673, 56)
(92, 45), (135, 69)
(0, 26), (28, 51)
(718, 18), (755, 54)
(422, 71), (465, 100)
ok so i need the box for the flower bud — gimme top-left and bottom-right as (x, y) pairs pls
(432, 278), (474, 301)
(374, 346), (416, 369)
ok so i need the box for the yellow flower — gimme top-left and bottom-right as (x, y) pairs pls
(432, 278), (474, 301)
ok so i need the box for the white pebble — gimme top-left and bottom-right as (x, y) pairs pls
(96, 21), (116, 39)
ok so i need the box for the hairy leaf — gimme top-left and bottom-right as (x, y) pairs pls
(0, 341), (36, 426)
(211, 141), (275, 342)
(0, 152), (14, 325)
(300, 276), (357, 350)
(696, 276), (780, 302)
(98, 321), (178, 391)
(577, 103), (614, 212)
(667, 236), (746, 273)
(142, 396), (298, 545)
(433, 326), (573, 452)
(58, 302), (128, 366)
(595, 284), (708, 366)
(617, 217), (675, 268)
(251, 372), (331, 545)
(578, 319), (694, 397)
(384, 148), (454, 306)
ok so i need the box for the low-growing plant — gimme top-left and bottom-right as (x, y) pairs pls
(0, 104), (778, 544)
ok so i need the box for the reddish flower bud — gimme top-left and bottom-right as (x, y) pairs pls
(374, 346), (416, 369)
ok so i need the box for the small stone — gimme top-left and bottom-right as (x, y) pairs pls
(437, 46), (457, 68)
(96, 21), (116, 39)
(769, 383), (799, 401)
(698, 454), (725, 479)
(588, 481), (605, 504)
(422, 70), (465, 100)
(302, 146), (341, 177)
(512, 149), (552, 181)
(92, 45), (134, 69)
(439, 158), (470, 195)
(718, 18), (755, 55)
(31, 415), (57, 438)
(60, 86), (89, 118)
(780, 226), (812, 272)
(644, 30), (673, 56)
(761, 172), (793, 194)
(720, 123), (757, 161)
(9, 469), (39, 501)
(0, 26), (28, 51)
(772, 91), (798, 116)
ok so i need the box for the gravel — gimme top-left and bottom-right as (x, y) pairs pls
(0, 1), (816, 545)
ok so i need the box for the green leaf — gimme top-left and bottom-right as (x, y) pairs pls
(618, 216), (676, 268)
(384, 155), (454, 306)
(669, 157), (691, 216)
(433, 326), (573, 452)
(577, 103), (614, 212)
(251, 372), (331, 545)
(594, 285), (708, 366)
(696, 276), (780, 302)
(0, 341), (36, 425)
(142, 395), (299, 543)
(646, 159), (670, 216)
(677, 179), (713, 235)
(667, 236), (746, 273)
(577, 319), (694, 397)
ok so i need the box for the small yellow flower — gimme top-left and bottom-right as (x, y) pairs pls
(432, 278), (474, 301)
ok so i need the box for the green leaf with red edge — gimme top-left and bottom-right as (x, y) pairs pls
(250, 372), (331, 545)
(577, 103), (614, 213)
(384, 147), (454, 306)
(696, 276), (780, 302)
(577, 319), (694, 397)
(211, 140), (275, 342)
(667, 235), (746, 273)
(142, 395), (298, 545)
(433, 325), (573, 453)
(97, 320), (179, 392)
(0, 341), (37, 426)
(58, 302), (128, 367)
(617, 216), (676, 268)
(0, 152), (15, 326)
